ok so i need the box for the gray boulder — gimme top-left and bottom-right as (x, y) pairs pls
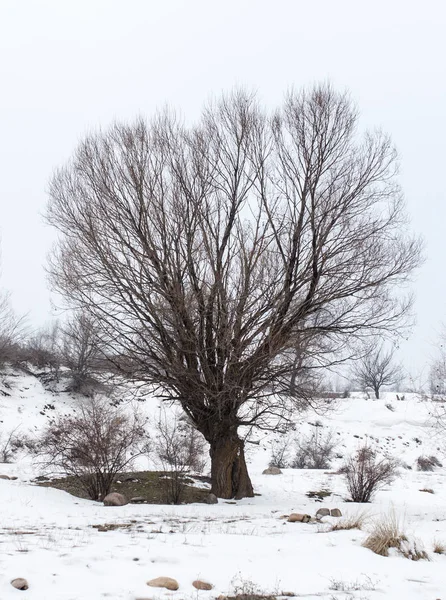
(262, 466), (282, 475)
(316, 507), (331, 518)
(11, 578), (29, 590)
(103, 492), (128, 506)
(204, 493), (218, 504)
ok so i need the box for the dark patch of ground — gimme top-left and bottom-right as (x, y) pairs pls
(35, 470), (211, 504)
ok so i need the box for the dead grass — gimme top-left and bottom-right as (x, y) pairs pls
(362, 513), (428, 560)
(324, 511), (369, 532)
(433, 540), (446, 555)
(35, 470), (211, 504)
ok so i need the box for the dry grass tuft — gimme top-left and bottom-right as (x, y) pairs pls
(433, 540), (446, 555)
(362, 513), (428, 560)
(323, 511), (369, 532)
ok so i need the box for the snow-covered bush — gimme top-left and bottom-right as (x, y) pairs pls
(342, 445), (399, 502)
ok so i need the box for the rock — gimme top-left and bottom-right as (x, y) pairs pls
(330, 508), (342, 517)
(262, 466), (282, 475)
(11, 578), (28, 590)
(204, 493), (218, 504)
(316, 507), (331, 518)
(103, 492), (128, 506)
(130, 496), (147, 504)
(288, 513), (311, 523)
(0, 474), (11, 480)
(10, 476), (18, 480)
(147, 577), (179, 591)
(192, 580), (213, 590)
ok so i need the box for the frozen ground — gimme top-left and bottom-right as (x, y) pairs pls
(1, 371), (445, 599)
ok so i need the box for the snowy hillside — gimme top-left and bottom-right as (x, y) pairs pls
(1, 370), (445, 599)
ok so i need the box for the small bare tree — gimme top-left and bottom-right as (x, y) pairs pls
(154, 408), (207, 504)
(46, 85), (422, 498)
(38, 396), (146, 499)
(342, 445), (399, 502)
(353, 345), (403, 399)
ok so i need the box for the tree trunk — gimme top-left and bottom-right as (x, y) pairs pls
(374, 386), (380, 399)
(209, 435), (254, 499)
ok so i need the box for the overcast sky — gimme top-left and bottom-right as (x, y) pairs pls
(0, 0), (444, 377)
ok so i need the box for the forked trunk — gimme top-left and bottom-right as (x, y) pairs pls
(210, 436), (254, 499)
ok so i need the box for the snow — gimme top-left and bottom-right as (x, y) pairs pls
(1, 371), (446, 599)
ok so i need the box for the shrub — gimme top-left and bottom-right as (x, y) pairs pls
(342, 445), (399, 502)
(154, 409), (207, 504)
(269, 435), (291, 468)
(416, 455), (443, 471)
(38, 396), (146, 500)
(363, 513), (428, 560)
(291, 428), (337, 469)
(0, 427), (20, 463)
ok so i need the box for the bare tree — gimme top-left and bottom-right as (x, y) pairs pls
(46, 85), (421, 498)
(353, 344), (403, 399)
(60, 311), (105, 393)
(0, 290), (27, 367)
(26, 321), (61, 373)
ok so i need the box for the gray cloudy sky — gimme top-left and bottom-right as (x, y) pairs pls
(0, 0), (445, 376)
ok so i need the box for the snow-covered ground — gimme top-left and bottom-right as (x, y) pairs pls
(1, 371), (445, 599)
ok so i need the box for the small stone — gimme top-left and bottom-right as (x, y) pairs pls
(11, 578), (28, 590)
(103, 492), (128, 506)
(130, 496), (147, 504)
(147, 577), (179, 591)
(192, 580), (213, 590)
(316, 507), (330, 518)
(0, 474), (11, 480)
(330, 508), (342, 517)
(262, 466), (282, 475)
(288, 513), (311, 523)
(204, 493), (218, 504)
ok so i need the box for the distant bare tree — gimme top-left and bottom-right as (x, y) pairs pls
(428, 329), (446, 395)
(0, 290), (27, 367)
(353, 345), (403, 399)
(46, 85), (421, 498)
(60, 311), (105, 393)
(26, 322), (61, 373)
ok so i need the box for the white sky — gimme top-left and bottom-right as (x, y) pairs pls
(0, 0), (445, 377)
